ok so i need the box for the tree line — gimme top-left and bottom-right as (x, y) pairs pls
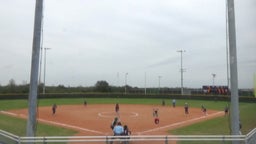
(0, 79), (182, 94)
(0, 79), (254, 96)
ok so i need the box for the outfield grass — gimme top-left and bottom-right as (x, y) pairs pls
(0, 114), (76, 136)
(0, 113), (76, 144)
(170, 102), (256, 144)
(170, 102), (256, 134)
(0, 98), (255, 144)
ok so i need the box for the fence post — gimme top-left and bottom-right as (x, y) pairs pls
(222, 135), (225, 144)
(106, 136), (109, 144)
(43, 137), (47, 144)
(165, 136), (168, 144)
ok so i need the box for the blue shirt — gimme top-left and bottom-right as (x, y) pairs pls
(113, 125), (124, 135)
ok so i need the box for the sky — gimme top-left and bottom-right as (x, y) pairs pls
(0, 0), (255, 89)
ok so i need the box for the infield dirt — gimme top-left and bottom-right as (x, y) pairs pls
(8, 104), (223, 136)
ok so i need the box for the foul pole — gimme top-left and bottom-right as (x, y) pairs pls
(26, 0), (43, 140)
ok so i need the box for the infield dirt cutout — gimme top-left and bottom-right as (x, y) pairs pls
(4, 104), (223, 143)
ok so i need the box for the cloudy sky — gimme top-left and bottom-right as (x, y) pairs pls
(0, 0), (255, 88)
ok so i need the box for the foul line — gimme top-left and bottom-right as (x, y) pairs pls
(0, 111), (104, 135)
(138, 111), (223, 134)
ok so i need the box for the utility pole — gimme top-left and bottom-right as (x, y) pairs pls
(117, 72), (119, 87)
(26, 0), (43, 141)
(227, 0), (240, 143)
(125, 73), (128, 94)
(144, 72), (147, 95)
(158, 76), (162, 93)
(212, 73), (216, 86)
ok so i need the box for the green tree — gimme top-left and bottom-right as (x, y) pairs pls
(8, 79), (16, 93)
(94, 80), (111, 92)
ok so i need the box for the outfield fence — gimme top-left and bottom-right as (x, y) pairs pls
(1, 128), (256, 144)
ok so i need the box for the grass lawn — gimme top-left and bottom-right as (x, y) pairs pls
(170, 102), (256, 144)
(0, 113), (76, 144)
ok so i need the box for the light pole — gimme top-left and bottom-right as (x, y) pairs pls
(225, 0), (230, 89)
(177, 50), (185, 95)
(116, 72), (120, 93)
(43, 47), (51, 94)
(125, 73), (128, 94)
(144, 72), (147, 95)
(212, 73), (216, 86)
(158, 76), (162, 93)
(39, 47), (43, 85)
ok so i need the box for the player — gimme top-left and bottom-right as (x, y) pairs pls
(123, 125), (131, 144)
(201, 104), (205, 111)
(152, 108), (160, 124)
(115, 103), (120, 118)
(154, 117), (160, 124)
(52, 103), (57, 115)
(224, 105), (229, 116)
(123, 125), (131, 136)
(110, 117), (119, 130)
(201, 104), (207, 115)
(184, 103), (189, 115)
(84, 100), (87, 107)
(110, 122), (124, 144)
(115, 103), (119, 113)
(172, 99), (176, 108)
(162, 100), (165, 106)
(113, 122), (124, 136)
(152, 108), (158, 117)
(203, 107), (207, 116)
